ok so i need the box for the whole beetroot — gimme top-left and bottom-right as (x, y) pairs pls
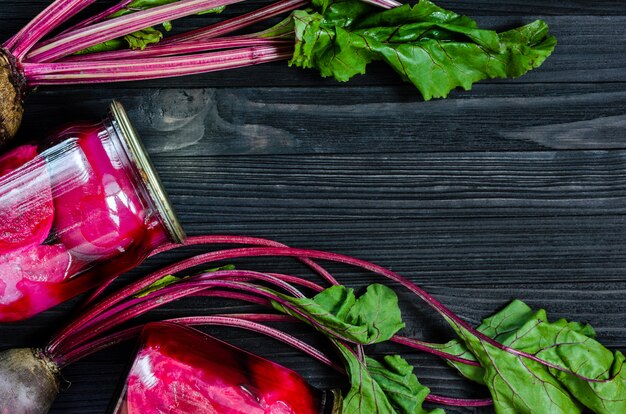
(0, 50), (25, 146)
(0, 348), (60, 414)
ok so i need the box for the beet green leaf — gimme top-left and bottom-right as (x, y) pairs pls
(335, 341), (443, 414)
(271, 283), (405, 344)
(444, 300), (626, 413)
(288, 0), (556, 99)
(366, 354), (444, 414)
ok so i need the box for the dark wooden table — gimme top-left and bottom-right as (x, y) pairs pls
(3, 1), (626, 413)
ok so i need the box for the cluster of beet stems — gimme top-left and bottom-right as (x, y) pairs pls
(37, 234), (610, 411)
(1, 0), (404, 86)
(0, 0), (399, 142)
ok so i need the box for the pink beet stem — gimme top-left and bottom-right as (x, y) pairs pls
(54, 272), (313, 354)
(56, 314), (341, 372)
(23, 45), (293, 85)
(162, 0), (308, 45)
(161, 235), (338, 286)
(61, 37), (292, 62)
(365, 0), (402, 8)
(55, 277), (342, 357)
(425, 394), (493, 407)
(26, 0), (248, 62)
(81, 234), (335, 309)
(391, 335), (480, 367)
(6, 0), (97, 58)
(53, 246), (615, 383)
(56, 0), (134, 36)
(192, 289), (272, 306)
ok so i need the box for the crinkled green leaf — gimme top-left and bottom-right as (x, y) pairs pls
(123, 27), (164, 50)
(427, 339), (485, 384)
(271, 284), (405, 344)
(367, 354), (445, 414)
(288, 0), (556, 100)
(444, 300), (626, 413)
(451, 322), (581, 412)
(74, 38), (125, 55)
(134, 275), (181, 298)
(335, 341), (442, 414)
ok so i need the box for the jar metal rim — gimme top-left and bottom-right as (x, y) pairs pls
(108, 100), (186, 244)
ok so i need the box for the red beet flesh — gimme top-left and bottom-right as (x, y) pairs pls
(114, 323), (324, 414)
(0, 144), (54, 254)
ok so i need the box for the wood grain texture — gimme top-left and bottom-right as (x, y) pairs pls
(2, 0), (626, 413)
(18, 84), (626, 154)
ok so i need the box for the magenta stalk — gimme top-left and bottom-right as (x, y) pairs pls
(23, 45), (293, 85)
(62, 37), (292, 61)
(6, 0), (97, 58)
(55, 314), (341, 370)
(57, 0), (134, 36)
(26, 0), (249, 63)
(54, 277), (344, 356)
(365, 0), (401, 7)
(53, 245), (612, 383)
(82, 234), (335, 308)
(391, 335), (480, 367)
(51, 271), (317, 355)
(426, 394), (493, 407)
(162, 0), (309, 45)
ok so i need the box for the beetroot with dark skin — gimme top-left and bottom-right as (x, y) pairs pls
(0, 50), (24, 146)
(0, 348), (60, 414)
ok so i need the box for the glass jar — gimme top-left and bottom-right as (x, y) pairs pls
(0, 101), (185, 322)
(110, 322), (340, 414)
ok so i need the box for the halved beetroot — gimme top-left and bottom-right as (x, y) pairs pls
(0, 145), (54, 255)
(0, 244), (72, 306)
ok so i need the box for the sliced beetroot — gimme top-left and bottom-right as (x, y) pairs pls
(120, 323), (322, 414)
(247, 356), (320, 413)
(0, 144), (38, 176)
(54, 132), (146, 260)
(0, 244), (72, 306)
(0, 144), (54, 255)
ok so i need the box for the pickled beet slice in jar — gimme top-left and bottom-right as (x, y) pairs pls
(0, 244), (72, 305)
(54, 132), (146, 261)
(117, 323), (325, 414)
(0, 145), (54, 254)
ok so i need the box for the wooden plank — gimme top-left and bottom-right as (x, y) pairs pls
(19, 84), (626, 154)
(2, 16), (626, 85)
(153, 152), (626, 220)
